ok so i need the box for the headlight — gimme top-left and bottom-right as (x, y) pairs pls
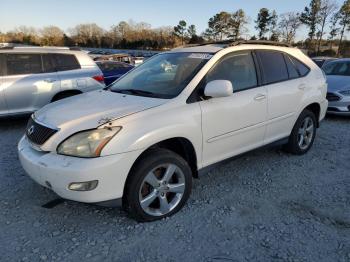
(339, 90), (350, 96)
(57, 127), (122, 158)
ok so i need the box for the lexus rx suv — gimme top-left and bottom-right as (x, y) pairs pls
(0, 47), (105, 117)
(18, 41), (328, 222)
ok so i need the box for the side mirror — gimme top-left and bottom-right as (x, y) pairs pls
(204, 80), (233, 98)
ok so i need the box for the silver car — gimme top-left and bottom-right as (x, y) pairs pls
(0, 47), (105, 116)
(323, 59), (350, 115)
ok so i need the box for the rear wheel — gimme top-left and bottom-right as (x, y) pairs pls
(285, 109), (317, 155)
(123, 149), (192, 222)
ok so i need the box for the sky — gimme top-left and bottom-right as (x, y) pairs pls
(0, 0), (348, 40)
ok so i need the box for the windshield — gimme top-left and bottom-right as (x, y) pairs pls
(323, 61), (350, 76)
(109, 52), (213, 98)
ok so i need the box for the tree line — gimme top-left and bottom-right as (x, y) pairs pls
(1, 0), (350, 56)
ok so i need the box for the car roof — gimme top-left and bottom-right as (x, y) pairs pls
(312, 56), (336, 60)
(0, 46), (83, 54)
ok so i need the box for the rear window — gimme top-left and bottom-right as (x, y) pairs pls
(52, 54), (80, 71)
(6, 53), (43, 75)
(257, 51), (289, 85)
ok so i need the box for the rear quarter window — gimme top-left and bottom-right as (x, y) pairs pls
(289, 56), (310, 77)
(52, 54), (81, 71)
(284, 54), (299, 79)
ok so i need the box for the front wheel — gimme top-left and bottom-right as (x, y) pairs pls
(285, 109), (317, 155)
(123, 149), (192, 222)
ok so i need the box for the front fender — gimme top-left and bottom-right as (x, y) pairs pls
(101, 102), (203, 167)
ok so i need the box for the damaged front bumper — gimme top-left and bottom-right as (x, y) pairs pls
(18, 136), (142, 205)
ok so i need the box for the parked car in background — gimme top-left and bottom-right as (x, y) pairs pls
(0, 47), (105, 117)
(87, 50), (113, 60)
(133, 57), (144, 66)
(323, 59), (350, 115)
(312, 56), (337, 68)
(18, 41), (327, 221)
(94, 53), (133, 64)
(96, 61), (134, 86)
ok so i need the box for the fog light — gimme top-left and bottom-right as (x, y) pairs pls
(68, 180), (98, 191)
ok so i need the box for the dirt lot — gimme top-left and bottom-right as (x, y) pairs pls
(0, 116), (349, 262)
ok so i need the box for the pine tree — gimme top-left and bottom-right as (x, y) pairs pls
(300, 0), (322, 41)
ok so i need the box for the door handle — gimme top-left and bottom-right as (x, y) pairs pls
(254, 94), (266, 101)
(298, 84), (306, 90)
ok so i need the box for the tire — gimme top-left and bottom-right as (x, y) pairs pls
(285, 109), (317, 155)
(123, 148), (192, 222)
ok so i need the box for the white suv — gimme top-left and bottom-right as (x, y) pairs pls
(18, 41), (328, 221)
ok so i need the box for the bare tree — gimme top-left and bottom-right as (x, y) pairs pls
(279, 12), (302, 44)
(337, 0), (350, 56)
(70, 23), (104, 47)
(328, 12), (340, 51)
(11, 26), (38, 45)
(41, 26), (64, 46)
(317, 0), (338, 53)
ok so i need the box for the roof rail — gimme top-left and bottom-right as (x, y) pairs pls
(229, 40), (292, 48)
(186, 40), (292, 48)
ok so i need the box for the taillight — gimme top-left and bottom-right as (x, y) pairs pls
(92, 75), (104, 83)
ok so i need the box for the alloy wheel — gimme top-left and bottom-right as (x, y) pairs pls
(297, 116), (314, 150)
(138, 163), (186, 216)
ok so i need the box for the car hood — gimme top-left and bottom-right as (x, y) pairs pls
(34, 90), (167, 128)
(326, 75), (350, 92)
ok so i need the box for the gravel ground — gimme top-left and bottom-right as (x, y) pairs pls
(0, 116), (349, 262)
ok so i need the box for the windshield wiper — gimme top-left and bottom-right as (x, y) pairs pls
(112, 89), (159, 97)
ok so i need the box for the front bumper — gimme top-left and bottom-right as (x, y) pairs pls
(327, 94), (350, 115)
(18, 136), (142, 204)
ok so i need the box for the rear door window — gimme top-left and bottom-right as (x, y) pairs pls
(5, 53), (43, 76)
(52, 54), (80, 71)
(257, 51), (289, 85)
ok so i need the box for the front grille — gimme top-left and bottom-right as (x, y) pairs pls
(326, 92), (341, 102)
(26, 117), (57, 145)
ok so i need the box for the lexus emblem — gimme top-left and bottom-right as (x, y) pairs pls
(27, 125), (35, 135)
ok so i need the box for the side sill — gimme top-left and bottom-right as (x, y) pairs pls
(198, 137), (289, 176)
